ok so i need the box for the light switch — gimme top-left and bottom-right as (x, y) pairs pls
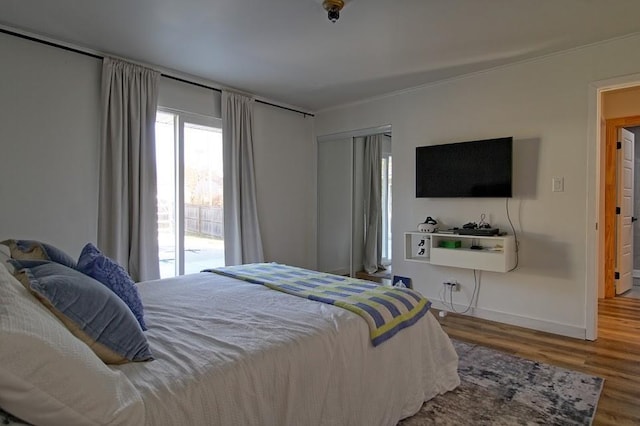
(552, 177), (564, 192)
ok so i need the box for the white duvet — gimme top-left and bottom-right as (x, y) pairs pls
(118, 272), (460, 426)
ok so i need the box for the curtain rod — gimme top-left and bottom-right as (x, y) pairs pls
(0, 27), (315, 118)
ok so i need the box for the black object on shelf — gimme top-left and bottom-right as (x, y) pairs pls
(457, 228), (500, 236)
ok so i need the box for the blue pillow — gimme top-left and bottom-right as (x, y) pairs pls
(76, 243), (147, 330)
(9, 259), (153, 364)
(1, 239), (77, 269)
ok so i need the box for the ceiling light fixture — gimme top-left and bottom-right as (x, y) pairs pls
(323, 0), (345, 23)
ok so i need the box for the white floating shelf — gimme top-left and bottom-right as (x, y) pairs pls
(403, 232), (516, 273)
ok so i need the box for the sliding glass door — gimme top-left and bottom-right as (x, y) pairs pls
(155, 110), (224, 278)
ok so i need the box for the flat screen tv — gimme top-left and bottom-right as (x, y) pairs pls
(416, 137), (512, 198)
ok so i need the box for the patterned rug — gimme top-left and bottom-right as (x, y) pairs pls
(400, 339), (604, 426)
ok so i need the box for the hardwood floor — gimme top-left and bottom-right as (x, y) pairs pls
(437, 296), (640, 425)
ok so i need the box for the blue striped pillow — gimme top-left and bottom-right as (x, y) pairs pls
(9, 259), (153, 364)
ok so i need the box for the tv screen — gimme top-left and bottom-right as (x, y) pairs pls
(416, 137), (512, 198)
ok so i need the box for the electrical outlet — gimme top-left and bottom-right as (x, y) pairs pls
(443, 281), (460, 291)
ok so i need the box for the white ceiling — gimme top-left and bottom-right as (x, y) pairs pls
(2, 0), (640, 112)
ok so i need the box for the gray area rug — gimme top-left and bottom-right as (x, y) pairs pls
(400, 339), (604, 426)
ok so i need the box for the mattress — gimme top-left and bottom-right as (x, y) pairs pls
(115, 272), (460, 425)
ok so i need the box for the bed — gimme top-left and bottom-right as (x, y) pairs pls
(0, 243), (460, 426)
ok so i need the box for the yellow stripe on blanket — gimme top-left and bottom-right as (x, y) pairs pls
(206, 263), (431, 346)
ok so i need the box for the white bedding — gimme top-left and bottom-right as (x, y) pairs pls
(116, 272), (460, 426)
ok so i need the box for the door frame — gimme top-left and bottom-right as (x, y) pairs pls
(587, 73), (640, 341)
(604, 116), (640, 298)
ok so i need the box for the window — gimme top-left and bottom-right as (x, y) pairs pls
(155, 110), (224, 278)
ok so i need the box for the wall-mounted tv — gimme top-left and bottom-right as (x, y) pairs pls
(416, 137), (513, 198)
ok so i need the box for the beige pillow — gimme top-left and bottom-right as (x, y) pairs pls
(0, 244), (13, 274)
(0, 239), (77, 269)
(0, 265), (145, 425)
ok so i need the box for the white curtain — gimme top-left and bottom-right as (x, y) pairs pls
(98, 58), (160, 281)
(222, 91), (264, 265)
(363, 134), (383, 274)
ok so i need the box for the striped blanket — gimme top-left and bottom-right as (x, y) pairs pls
(205, 263), (430, 346)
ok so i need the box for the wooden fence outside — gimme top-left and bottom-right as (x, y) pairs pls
(158, 203), (224, 239)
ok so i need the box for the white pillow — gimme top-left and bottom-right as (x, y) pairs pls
(0, 244), (13, 274)
(0, 265), (145, 425)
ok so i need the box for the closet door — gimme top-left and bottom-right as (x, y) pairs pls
(351, 137), (365, 274)
(317, 138), (352, 275)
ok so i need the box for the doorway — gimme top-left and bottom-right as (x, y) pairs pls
(602, 111), (640, 298)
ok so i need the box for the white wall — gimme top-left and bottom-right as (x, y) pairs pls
(0, 32), (315, 269)
(315, 34), (640, 338)
(250, 103), (316, 269)
(158, 77), (221, 118)
(0, 32), (101, 257)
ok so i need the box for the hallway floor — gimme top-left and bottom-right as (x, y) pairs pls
(621, 284), (640, 299)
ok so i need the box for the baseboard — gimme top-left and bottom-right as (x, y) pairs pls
(430, 299), (586, 340)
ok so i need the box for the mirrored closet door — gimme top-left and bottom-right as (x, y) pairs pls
(317, 126), (392, 278)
